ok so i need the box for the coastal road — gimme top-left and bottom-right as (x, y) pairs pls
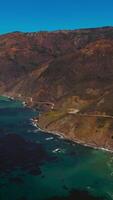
(68, 113), (113, 119)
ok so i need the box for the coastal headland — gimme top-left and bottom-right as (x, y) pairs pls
(1, 27), (113, 150)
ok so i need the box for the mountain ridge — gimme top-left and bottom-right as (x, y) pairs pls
(0, 26), (113, 150)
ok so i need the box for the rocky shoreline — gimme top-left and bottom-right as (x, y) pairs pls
(32, 114), (113, 153)
(3, 94), (113, 153)
(37, 126), (113, 153)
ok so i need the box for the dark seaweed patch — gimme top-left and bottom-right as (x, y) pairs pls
(0, 134), (49, 176)
(8, 177), (24, 184)
(48, 189), (106, 200)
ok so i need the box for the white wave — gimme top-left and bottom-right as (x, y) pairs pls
(22, 101), (27, 107)
(52, 148), (61, 153)
(45, 137), (54, 141)
(52, 148), (65, 153)
(29, 118), (38, 128)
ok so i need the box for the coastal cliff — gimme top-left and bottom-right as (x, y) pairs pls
(1, 27), (113, 150)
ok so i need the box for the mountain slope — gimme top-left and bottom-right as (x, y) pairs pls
(1, 27), (113, 150)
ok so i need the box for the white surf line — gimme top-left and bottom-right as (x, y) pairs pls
(45, 130), (64, 139)
(2, 94), (27, 108)
(30, 120), (38, 128)
(5, 94), (113, 153)
(71, 139), (113, 153)
(30, 118), (43, 131)
(35, 122), (113, 153)
(43, 129), (113, 153)
(2, 95), (14, 101)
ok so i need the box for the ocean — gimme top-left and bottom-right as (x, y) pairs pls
(0, 96), (113, 200)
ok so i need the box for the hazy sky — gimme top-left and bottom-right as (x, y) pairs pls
(0, 0), (113, 34)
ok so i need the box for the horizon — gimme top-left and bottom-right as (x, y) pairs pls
(0, 25), (113, 36)
(0, 0), (113, 34)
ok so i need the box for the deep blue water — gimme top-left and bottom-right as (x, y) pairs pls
(0, 96), (113, 200)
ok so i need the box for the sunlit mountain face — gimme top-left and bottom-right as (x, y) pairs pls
(0, 27), (113, 199)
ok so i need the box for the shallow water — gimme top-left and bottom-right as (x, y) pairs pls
(0, 96), (113, 200)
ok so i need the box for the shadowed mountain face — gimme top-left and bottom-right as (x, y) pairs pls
(1, 27), (113, 149)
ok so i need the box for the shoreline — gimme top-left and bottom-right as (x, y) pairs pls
(2, 94), (113, 154)
(38, 127), (113, 153)
(30, 115), (113, 153)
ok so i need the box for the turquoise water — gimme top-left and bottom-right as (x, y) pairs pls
(0, 96), (113, 200)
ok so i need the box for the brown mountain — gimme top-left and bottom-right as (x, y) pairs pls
(1, 26), (113, 150)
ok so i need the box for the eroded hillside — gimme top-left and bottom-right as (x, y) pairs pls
(1, 27), (113, 149)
